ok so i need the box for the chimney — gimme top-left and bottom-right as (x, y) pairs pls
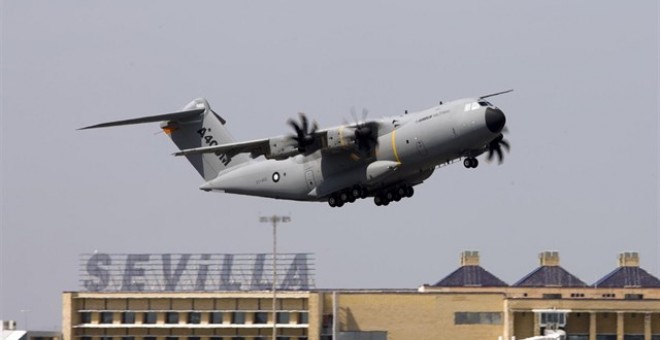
(539, 251), (560, 266)
(618, 252), (640, 267)
(460, 250), (480, 266)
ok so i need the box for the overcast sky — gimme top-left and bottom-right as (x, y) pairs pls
(1, 1), (659, 330)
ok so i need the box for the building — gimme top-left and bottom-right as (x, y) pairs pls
(63, 251), (660, 340)
(1, 320), (61, 340)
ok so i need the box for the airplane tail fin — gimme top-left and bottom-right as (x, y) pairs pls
(80, 98), (250, 181)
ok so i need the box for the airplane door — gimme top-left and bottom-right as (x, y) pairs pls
(305, 170), (316, 190)
(415, 138), (428, 156)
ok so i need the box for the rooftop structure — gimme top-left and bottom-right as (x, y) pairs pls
(514, 251), (588, 288)
(432, 250), (508, 287)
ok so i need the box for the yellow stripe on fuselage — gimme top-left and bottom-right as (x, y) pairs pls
(391, 129), (401, 164)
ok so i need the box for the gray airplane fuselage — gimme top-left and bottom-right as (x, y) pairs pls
(200, 98), (502, 201)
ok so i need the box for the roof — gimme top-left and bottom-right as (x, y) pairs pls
(1, 331), (26, 340)
(433, 265), (508, 287)
(514, 266), (587, 287)
(594, 266), (660, 288)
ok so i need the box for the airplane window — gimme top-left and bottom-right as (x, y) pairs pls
(478, 101), (491, 107)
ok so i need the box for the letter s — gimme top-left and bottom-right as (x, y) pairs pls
(84, 253), (111, 291)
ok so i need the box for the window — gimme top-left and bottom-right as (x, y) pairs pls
(298, 312), (309, 324)
(321, 314), (333, 334)
(543, 293), (562, 299)
(100, 312), (113, 324)
(276, 337), (290, 340)
(144, 337), (156, 340)
(454, 312), (502, 325)
(143, 312), (157, 324)
(188, 312), (201, 324)
(596, 336), (616, 340)
(540, 312), (566, 326)
(209, 311), (223, 324)
(478, 101), (491, 107)
(80, 312), (92, 324)
(166, 312), (179, 324)
(122, 312), (135, 324)
(81, 337), (91, 340)
(122, 337), (135, 340)
(254, 312), (268, 324)
(166, 337), (178, 340)
(232, 311), (246, 324)
(188, 337), (201, 340)
(100, 337), (112, 340)
(602, 293), (616, 298)
(276, 312), (290, 324)
(625, 294), (644, 300)
(210, 338), (223, 340)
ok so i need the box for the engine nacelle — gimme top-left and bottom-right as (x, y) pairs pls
(324, 126), (356, 150)
(267, 135), (299, 159)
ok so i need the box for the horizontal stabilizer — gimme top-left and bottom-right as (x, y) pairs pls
(79, 108), (205, 130)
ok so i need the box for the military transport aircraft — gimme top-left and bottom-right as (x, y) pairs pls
(80, 91), (511, 207)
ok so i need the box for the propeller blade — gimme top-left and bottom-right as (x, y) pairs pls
(496, 147), (503, 164)
(500, 139), (510, 152)
(287, 119), (302, 137)
(350, 107), (358, 123)
(299, 113), (308, 134)
(487, 148), (495, 162)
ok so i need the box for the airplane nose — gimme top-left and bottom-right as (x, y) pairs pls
(485, 107), (506, 133)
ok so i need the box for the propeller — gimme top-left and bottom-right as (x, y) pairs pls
(287, 112), (318, 153)
(349, 107), (378, 158)
(486, 133), (510, 164)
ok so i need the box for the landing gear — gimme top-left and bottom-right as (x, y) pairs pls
(328, 195), (338, 207)
(464, 157), (478, 169)
(328, 186), (366, 208)
(329, 184), (415, 208)
(372, 184), (415, 207)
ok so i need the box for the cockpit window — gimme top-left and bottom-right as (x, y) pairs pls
(478, 101), (491, 107)
(465, 102), (481, 111)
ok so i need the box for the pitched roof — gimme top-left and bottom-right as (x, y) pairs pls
(433, 265), (508, 287)
(594, 266), (660, 288)
(514, 266), (587, 287)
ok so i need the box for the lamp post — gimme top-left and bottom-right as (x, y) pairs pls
(20, 309), (30, 330)
(259, 215), (291, 340)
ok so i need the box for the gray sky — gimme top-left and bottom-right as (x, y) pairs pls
(1, 0), (658, 331)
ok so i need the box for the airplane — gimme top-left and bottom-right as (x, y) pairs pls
(80, 90), (511, 207)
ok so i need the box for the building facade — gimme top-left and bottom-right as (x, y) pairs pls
(63, 252), (660, 340)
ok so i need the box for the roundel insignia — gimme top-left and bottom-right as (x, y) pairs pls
(272, 172), (280, 182)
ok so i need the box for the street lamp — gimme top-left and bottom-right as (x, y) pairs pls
(259, 215), (291, 340)
(20, 309), (30, 330)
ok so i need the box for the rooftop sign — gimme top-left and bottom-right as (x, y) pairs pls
(80, 253), (315, 292)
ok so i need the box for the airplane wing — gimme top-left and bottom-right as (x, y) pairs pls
(174, 118), (385, 160)
(173, 138), (272, 159)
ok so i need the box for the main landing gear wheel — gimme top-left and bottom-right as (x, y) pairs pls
(464, 158), (478, 168)
(328, 186), (368, 207)
(372, 184), (415, 206)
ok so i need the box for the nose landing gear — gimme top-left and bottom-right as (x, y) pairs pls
(463, 157), (479, 168)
